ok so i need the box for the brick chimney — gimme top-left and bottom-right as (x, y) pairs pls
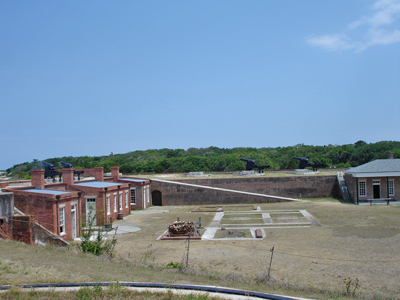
(94, 167), (104, 181)
(111, 166), (120, 181)
(388, 152), (394, 159)
(31, 169), (45, 189)
(62, 168), (74, 186)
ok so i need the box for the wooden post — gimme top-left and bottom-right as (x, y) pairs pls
(186, 233), (191, 268)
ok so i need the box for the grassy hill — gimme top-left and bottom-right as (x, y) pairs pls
(6, 141), (400, 179)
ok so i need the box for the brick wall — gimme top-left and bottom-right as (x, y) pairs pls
(66, 183), (130, 225)
(4, 189), (80, 240)
(12, 215), (34, 245)
(150, 175), (340, 206)
(117, 178), (151, 210)
(345, 173), (356, 203)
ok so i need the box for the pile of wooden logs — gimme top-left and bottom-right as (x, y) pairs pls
(168, 221), (195, 236)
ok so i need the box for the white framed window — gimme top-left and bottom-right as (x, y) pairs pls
(388, 180), (394, 196)
(147, 186), (150, 203)
(125, 191), (128, 208)
(113, 193), (117, 212)
(59, 205), (66, 236)
(130, 188), (136, 205)
(358, 180), (366, 197)
(106, 194), (110, 215)
(119, 192), (123, 211)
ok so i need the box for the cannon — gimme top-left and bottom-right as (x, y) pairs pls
(43, 161), (62, 182)
(61, 161), (73, 168)
(292, 157), (324, 172)
(240, 158), (269, 173)
(61, 161), (84, 180)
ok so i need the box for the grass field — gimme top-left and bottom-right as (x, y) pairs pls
(1, 201), (400, 300)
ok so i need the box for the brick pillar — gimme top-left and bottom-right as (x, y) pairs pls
(31, 169), (45, 189)
(94, 167), (104, 181)
(111, 166), (120, 181)
(62, 168), (74, 186)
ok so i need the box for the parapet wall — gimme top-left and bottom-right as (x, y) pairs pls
(150, 175), (340, 206)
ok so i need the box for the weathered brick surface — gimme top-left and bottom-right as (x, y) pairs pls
(150, 175), (340, 206)
(31, 169), (45, 189)
(62, 168), (74, 186)
(12, 215), (34, 244)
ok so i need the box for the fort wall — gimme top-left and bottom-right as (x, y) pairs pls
(150, 175), (340, 206)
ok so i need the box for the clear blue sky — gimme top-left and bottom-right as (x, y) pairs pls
(1, 0), (399, 170)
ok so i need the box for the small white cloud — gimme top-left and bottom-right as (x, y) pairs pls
(308, 0), (400, 52)
(306, 33), (355, 51)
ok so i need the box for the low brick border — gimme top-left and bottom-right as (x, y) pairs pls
(159, 231), (202, 240)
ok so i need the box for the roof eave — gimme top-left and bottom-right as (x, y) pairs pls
(347, 172), (400, 178)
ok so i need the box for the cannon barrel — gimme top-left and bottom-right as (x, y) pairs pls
(42, 161), (56, 170)
(292, 156), (309, 162)
(240, 158), (255, 162)
(292, 156), (311, 169)
(61, 161), (73, 168)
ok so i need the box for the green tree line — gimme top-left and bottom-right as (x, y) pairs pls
(7, 141), (400, 179)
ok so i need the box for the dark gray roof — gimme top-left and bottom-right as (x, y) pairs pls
(345, 159), (400, 174)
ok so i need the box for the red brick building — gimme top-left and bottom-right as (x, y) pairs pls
(3, 166), (143, 241)
(344, 155), (400, 204)
(4, 169), (81, 240)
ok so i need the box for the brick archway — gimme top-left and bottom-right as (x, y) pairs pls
(152, 190), (162, 206)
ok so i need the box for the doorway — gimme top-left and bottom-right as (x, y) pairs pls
(373, 180), (381, 199)
(86, 198), (96, 226)
(152, 190), (162, 206)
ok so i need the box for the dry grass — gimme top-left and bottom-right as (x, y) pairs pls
(224, 205), (254, 212)
(1, 285), (226, 300)
(114, 202), (400, 298)
(1, 201), (400, 300)
(214, 229), (253, 239)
